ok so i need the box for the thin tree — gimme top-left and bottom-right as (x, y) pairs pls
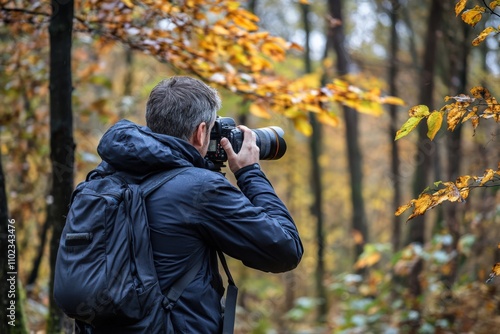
(326, 0), (368, 263)
(388, 0), (402, 251)
(46, 0), (75, 332)
(441, 4), (470, 288)
(301, 1), (328, 323)
(405, 1), (443, 332)
(0, 137), (28, 334)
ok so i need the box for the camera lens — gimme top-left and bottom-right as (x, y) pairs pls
(253, 126), (287, 160)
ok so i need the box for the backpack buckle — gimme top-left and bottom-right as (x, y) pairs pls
(162, 298), (175, 311)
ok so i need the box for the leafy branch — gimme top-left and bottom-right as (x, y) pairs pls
(396, 167), (500, 222)
(455, 0), (500, 45)
(394, 86), (499, 222)
(395, 86), (500, 141)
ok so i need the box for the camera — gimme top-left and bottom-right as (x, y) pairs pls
(207, 117), (287, 163)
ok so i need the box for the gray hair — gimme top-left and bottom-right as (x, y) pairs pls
(145, 76), (221, 141)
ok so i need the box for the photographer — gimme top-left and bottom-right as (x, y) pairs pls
(94, 76), (303, 333)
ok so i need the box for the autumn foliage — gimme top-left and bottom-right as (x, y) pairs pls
(395, 3), (500, 284)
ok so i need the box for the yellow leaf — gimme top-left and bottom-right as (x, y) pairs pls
(355, 252), (381, 269)
(471, 116), (479, 130)
(470, 86), (490, 99)
(293, 116), (312, 136)
(472, 26), (495, 46)
(455, 175), (472, 188)
(213, 25), (230, 36)
(304, 104), (323, 113)
(395, 200), (414, 216)
(480, 169), (495, 185)
(408, 105), (430, 117)
(455, 0), (468, 15)
(490, 1), (499, 9)
(459, 187), (471, 200)
(261, 41), (285, 60)
(427, 111), (443, 140)
(461, 6), (485, 27)
(356, 101), (384, 116)
(395, 116), (423, 140)
(407, 193), (433, 221)
(283, 106), (302, 118)
(447, 105), (466, 131)
(249, 103), (271, 119)
(122, 0), (134, 8)
(232, 15), (258, 31)
(317, 112), (339, 127)
(491, 263), (500, 276)
(381, 95), (405, 106)
(226, 1), (240, 11)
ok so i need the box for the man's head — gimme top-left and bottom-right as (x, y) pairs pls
(146, 76), (221, 155)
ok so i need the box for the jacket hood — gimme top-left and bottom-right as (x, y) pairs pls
(97, 119), (208, 174)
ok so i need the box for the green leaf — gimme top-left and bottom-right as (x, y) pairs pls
(395, 116), (423, 140)
(427, 111), (443, 140)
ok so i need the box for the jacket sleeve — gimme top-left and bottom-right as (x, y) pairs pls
(195, 164), (303, 273)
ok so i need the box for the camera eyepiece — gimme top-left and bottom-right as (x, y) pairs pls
(207, 117), (287, 163)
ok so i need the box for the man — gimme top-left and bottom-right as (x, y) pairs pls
(95, 76), (303, 333)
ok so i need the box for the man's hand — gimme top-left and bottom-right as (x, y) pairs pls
(220, 126), (260, 174)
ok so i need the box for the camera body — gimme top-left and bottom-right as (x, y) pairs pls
(206, 117), (286, 163)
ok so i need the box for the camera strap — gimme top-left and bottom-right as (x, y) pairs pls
(217, 250), (238, 334)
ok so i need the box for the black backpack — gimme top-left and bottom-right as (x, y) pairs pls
(54, 167), (198, 333)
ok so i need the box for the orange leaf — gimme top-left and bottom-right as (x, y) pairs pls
(352, 230), (364, 245)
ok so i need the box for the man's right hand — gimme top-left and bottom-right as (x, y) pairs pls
(220, 126), (260, 174)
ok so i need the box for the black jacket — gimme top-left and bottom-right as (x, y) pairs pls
(97, 119), (303, 333)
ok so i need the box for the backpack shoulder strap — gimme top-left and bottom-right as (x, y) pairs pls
(139, 167), (189, 197)
(163, 259), (203, 310)
(138, 167), (203, 309)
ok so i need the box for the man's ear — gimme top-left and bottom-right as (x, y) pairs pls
(191, 122), (207, 149)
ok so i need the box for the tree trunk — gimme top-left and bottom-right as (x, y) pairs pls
(327, 0), (368, 263)
(301, 2), (328, 322)
(388, 0), (402, 252)
(406, 0), (442, 247)
(26, 219), (50, 286)
(47, 1), (75, 333)
(405, 1), (443, 332)
(442, 11), (470, 288)
(0, 137), (28, 334)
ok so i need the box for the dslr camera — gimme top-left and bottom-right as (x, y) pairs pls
(207, 117), (287, 163)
